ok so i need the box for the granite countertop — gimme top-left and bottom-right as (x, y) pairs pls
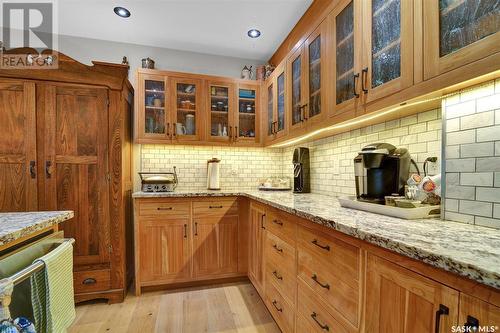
(133, 190), (500, 290)
(0, 211), (74, 247)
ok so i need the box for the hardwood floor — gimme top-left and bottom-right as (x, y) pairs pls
(69, 281), (280, 333)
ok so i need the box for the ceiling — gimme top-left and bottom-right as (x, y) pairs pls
(58, 0), (313, 61)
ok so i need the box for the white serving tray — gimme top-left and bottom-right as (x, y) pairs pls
(338, 196), (441, 220)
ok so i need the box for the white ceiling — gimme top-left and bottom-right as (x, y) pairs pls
(58, 0), (313, 61)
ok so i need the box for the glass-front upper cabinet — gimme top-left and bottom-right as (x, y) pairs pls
(265, 62), (287, 142)
(424, 0), (500, 79)
(362, 0), (413, 103)
(330, 0), (363, 118)
(138, 75), (169, 142)
(235, 84), (259, 144)
(207, 81), (234, 142)
(277, 72), (286, 134)
(171, 78), (201, 142)
(288, 45), (306, 133)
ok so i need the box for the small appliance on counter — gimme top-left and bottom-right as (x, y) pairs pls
(207, 158), (221, 190)
(293, 147), (310, 193)
(258, 177), (291, 191)
(354, 143), (410, 204)
(140, 167), (178, 192)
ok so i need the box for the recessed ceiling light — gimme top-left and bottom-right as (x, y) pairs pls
(247, 29), (261, 38)
(114, 6), (131, 18)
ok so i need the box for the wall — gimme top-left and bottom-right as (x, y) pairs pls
(443, 79), (500, 229)
(140, 145), (283, 191)
(281, 108), (442, 196)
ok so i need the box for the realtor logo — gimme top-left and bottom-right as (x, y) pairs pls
(0, 0), (58, 69)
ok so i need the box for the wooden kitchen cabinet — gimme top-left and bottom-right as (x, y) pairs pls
(170, 77), (203, 142)
(138, 218), (191, 284)
(265, 61), (287, 143)
(248, 202), (266, 295)
(423, 0), (500, 80)
(136, 74), (169, 142)
(207, 80), (235, 143)
(365, 253), (459, 333)
(193, 215), (239, 277)
(0, 80), (37, 212)
(235, 84), (260, 145)
(459, 294), (500, 331)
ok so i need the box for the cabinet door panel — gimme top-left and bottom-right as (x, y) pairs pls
(139, 218), (190, 283)
(266, 80), (274, 138)
(288, 46), (306, 135)
(235, 84), (259, 144)
(171, 77), (202, 142)
(0, 81), (37, 212)
(365, 254), (459, 333)
(42, 85), (110, 266)
(207, 82), (235, 142)
(459, 294), (500, 331)
(248, 204), (266, 292)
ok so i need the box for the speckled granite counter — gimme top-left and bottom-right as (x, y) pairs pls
(0, 211), (74, 247)
(133, 190), (500, 290)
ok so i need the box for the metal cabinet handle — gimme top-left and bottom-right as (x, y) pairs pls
(229, 126), (232, 139)
(194, 222), (198, 236)
(272, 219), (283, 226)
(273, 270), (283, 280)
(435, 304), (449, 333)
(302, 103), (308, 120)
(234, 126), (238, 141)
(311, 239), (330, 251)
(361, 67), (368, 93)
(29, 161), (36, 179)
(157, 207), (173, 210)
(45, 160), (52, 178)
(184, 224), (187, 238)
(261, 213), (266, 229)
(272, 300), (283, 312)
(312, 274), (330, 290)
(464, 315), (479, 331)
(83, 278), (96, 285)
(353, 73), (360, 98)
(311, 312), (329, 331)
(209, 205), (223, 209)
(273, 244), (283, 253)
(166, 122), (170, 137)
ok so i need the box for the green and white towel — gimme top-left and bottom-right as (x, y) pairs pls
(30, 241), (75, 333)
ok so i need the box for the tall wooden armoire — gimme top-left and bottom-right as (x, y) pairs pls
(0, 48), (133, 303)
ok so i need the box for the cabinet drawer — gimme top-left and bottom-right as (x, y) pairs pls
(298, 225), (359, 285)
(138, 201), (190, 217)
(298, 249), (359, 327)
(74, 269), (111, 293)
(265, 262), (296, 306)
(265, 280), (295, 333)
(266, 209), (296, 244)
(193, 198), (238, 217)
(297, 279), (353, 333)
(265, 231), (296, 274)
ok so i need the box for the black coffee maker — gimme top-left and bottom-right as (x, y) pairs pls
(354, 143), (410, 204)
(293, 147), (310, 193)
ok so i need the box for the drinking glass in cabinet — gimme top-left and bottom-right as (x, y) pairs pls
(371, 0), (401, 88)
(210, 86), (229, 137)
(144, 80), (165, 134)
(309, 36), (321, 118)
(238, 89), (256, 138)
(176, 83), (196, 135)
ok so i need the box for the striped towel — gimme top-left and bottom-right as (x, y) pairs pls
(30, 241), (75, 333)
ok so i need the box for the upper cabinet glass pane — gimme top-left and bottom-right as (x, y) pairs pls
(277, 73), (285, 132)
(144, 80), (165, 134)
(238, 88), (256, 138)
(291, 56), (302, 126)
(308, 36), (321, 118)
(267, 84), (274, 135)
(210, 85), (229, 138)
(336, 1), (355, 105)
(439, 0), (500, 57)
(371, 0), (401, 88)
(175, 83), (196, 136)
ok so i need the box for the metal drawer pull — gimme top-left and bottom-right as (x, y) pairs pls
(273, 244), (283, 253)
(209, 205), (223, 209)
(157, 207), (173, 210)
(272, 219), (283, 226)
(464, 315), (479, 331)
(183, 224), (187, 238)
(435, 304), (449, 333)
(29, 161), (36, 178)
(311, 312), (329, 331)
(312, 274), (330, 289)
(83, 278), (97, 285)
(272, 270), (283, 280)
(272, 300), (283, 312)
(261, 214), (266, 229)
(311, 239), (330, 251)
(194, 222), (198, 236)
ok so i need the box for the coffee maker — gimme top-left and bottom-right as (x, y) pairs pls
(293, 147), (310, 193)
(354, 143), (410, 204)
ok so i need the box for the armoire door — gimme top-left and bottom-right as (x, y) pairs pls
(39, 84), (111, 267)
(0, 80), (37, 212)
